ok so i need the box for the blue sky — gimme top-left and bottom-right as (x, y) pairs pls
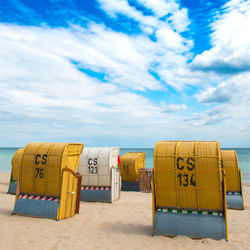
(0, 0), (250, 147)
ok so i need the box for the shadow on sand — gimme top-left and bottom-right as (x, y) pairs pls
(0, 207), (12, 216)
(101, 222), (152, 236)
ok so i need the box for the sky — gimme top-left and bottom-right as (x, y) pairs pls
(0, 0), (250, 148)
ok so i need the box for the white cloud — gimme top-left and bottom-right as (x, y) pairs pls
(137, 0), (179, 17)
(97, 0), (192, 51)
(136, 0), (190, 32)
(192, 72), (250, 132)
(2, 0), (250, 147)
(0, 23), (162, 91)
(161, 102), (187, 112)
(182, 0), (250, 147)
(0, 0), (199, 147)
(155, 23), (186, 51)
(97, 0), (190, 38)
(94, 1), (201, 90)
(0, 22), (194, 146)
(191, 0), (250, 74)
(196, 82), (234, 103)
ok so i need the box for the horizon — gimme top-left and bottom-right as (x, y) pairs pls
(0, 0), (250, 148)
(1, 146), (250, 149)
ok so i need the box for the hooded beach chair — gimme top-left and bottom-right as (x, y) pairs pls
(8, 148), (24, 194)
(118, 152), (145, 191)
(153, 141), (228, 240)
(12, 142), (83, 220)
(78, 147), (121, 203)
(221, 150), (244, 210)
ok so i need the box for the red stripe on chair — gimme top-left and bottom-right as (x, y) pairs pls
(81, 186), (111, 191)
(18, 194), (60, 202)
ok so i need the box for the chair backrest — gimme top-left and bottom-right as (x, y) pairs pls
(78, 147), (120, 186)
(19, 143), (83, 197)
(11, 148), (24, 182)
(154, 141), (224, 211)
(221, 150), (241, 192)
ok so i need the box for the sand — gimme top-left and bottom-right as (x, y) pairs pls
(0, 172), (249, 250)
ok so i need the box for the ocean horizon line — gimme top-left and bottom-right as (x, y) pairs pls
(1, 146), (250, 149)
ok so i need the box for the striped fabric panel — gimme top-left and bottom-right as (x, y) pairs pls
(18, 194), (60, 202)
(81, 186), (111, 191)
(157, 208), (223, 216)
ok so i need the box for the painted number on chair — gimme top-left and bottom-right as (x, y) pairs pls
(176, 157), (196, 187)
(35, 154), (47, 179)
(88, 158), (98, 174)
(35, 168), (44, 178)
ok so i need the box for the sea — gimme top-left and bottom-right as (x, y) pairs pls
(1, 147), (250, 182)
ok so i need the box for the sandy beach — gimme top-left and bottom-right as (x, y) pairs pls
(0, 172), (249, 250)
